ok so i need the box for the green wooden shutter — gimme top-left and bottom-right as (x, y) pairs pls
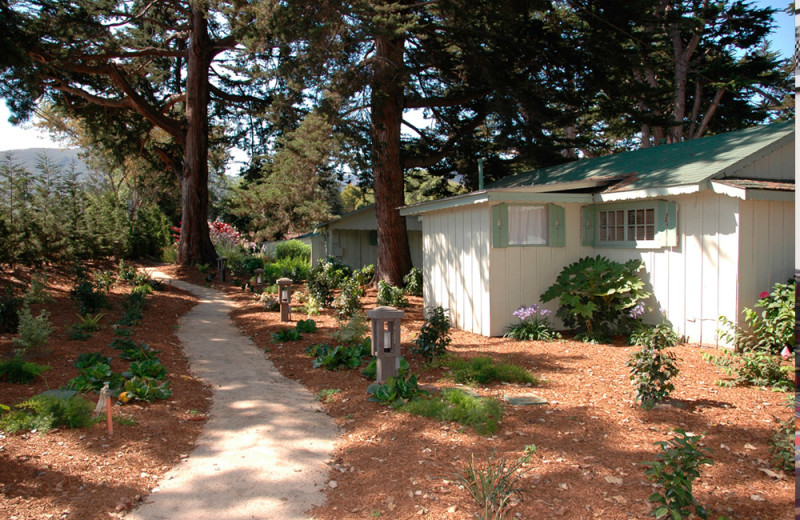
(656, 200), (677, 247)
(368, 230), (378, 246)
(548, 204), (565, 247)
(581, 205), (596, 247)
(491, 204), (508, 248)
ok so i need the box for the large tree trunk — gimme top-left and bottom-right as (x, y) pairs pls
(178, 7), (217, 266)
(371, 33), (412, 286)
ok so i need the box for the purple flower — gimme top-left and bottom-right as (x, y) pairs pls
(628, 301), (645, 319)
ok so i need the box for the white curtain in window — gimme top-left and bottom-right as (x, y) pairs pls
(508, 206), (547, 245)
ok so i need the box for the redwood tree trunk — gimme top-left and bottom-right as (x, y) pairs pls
(371, 33), (412, 286)
(178, 8), (217, 266)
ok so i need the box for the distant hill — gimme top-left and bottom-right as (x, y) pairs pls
(0, 148), (95, 180)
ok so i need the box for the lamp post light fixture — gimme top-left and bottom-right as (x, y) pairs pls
(216, 256), (228, 282)
(366, 306), (405, 383)
(277, 277), (293, 322)
(254, 268), (265, 293)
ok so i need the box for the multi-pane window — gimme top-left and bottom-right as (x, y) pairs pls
(598, 208), (655, 243)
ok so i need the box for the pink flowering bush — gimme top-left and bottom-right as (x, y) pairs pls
(208, 219), (243, 249)
(503, 304), (561, 341)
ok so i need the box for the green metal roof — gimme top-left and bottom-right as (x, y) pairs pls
(488, 120), (794, 192)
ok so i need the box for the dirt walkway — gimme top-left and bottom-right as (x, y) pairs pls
(125, 274), (339, 520)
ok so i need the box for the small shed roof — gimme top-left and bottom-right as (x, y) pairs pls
(400, 120), (794, 215)
(489, 120), (793, 192)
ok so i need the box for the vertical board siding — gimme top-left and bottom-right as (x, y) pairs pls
(738, 199), (795, 319)
(422, 205), (490, 335)
(735, 141), (793, 181)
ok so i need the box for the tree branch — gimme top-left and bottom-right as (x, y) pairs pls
(405, 92), (483, 109)
(83, 47), (187, 61)
(208, 83), (271, 105)
(693, 88), (724, 139)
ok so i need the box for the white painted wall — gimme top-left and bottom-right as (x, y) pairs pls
(732, 138), (794, 181)
(422, 205), (490, 335)
(326, 229), (423, 271)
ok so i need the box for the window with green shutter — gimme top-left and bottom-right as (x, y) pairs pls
(492, 203), (565, 248)
(581, 201), (677, 248)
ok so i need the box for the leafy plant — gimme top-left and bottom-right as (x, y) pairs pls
(413, 306), (451, 360)
(127, 359), (167, 380)
(74, 352), (112, 369)
(455, 453), (531, 520)
(362, 357), (409, 379)
(13, 304), (54, 355)
(0, 356), (51, 384)
(540, 255), (650, 342)
(121, 376), (172, 402)
(768, 398), (794, 474)
(295, 318), (317, 333)
(352, 264), (375, 286)
(717, 280), (794, 355)
(627, 320), (681, 407)
(93, 270), (116, 292)
(196, 263), (210, 273)
(701, 349), (793, 391)
(259, 293), (280, 312)
(331, 313), (370, 347)
(367, 374), (427, 407)
(333, 277), (363, 320)
(403, 267), (423, 296)
(643, 429), (713, 519)
(24, 272), (53, 304)
(0, 391), (98, 433)
(240, 255), (265, 275)
(307, 342), (371, 370)
(443, 356), (538, 386)
(303, 295), (321, 316)
(317, 388), (340, 403)
(117, 260), (139, 283)
(307, 257), (351, 307)
(376, 280), (408, 308)
(503, 304), (561, 341)
(401, 388), (503, 435)
(65, 361), (125, 394)
(273, 328), (302, 342)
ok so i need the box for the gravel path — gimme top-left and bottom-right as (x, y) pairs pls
(125, 274), (339, 520)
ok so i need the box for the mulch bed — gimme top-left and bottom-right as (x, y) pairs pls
(1, 261), (794, 520)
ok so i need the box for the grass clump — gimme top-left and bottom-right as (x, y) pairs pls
(456, 452), (531, 520)
(401, 388), (503, 435)
(443, 356), (538, 386)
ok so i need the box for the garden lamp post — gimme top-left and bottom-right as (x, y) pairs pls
(366, 306), (405, 383)
(216, 256), (228, 282)
(277, 277), (293, 322)
(254, 268), (264, 293)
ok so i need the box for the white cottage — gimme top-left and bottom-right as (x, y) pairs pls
(399, 120), (795, 346)
(312, 204), (423, 270)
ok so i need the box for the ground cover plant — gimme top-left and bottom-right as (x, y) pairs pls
(442, 356), (539, 385)
(456, 453), (531, 520)
(400, 387), (503, 435)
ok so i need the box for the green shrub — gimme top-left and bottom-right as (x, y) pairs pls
(70, 278), (108, 315)
(259, 294), (280, 312)
(352, 264), (375, 286)
(307, 257), (350, 306)
(240, 256), (265, 275)
(367, 374), (427, 407)
(362, 357), (409, 379)
(333, 278), (363, 320)
(74, 352), (112, 369)
(275, 239), (311, 261)
(303, 295), (321, 316)
(718, 280), (794, 355)
(13, 304), (54, 354)
(701, 349), (792, 392)
(271, 255), (310, 282)
(401, 388), (503, 435)
(443, 356), (538, 386)
(504, 304), (561, 341)
(24, 272), (53, 304)
(307, 342), (371, 370)
(628, 320), (681, 407)
(413, 306), (451, 360)
(540, 255), (650, 342)
(74, 312), (105, 333)
(65, 361), (125, 395)
(456, 453), (530, 520)
(296, 319), (317, 333)
(0, 287), (22, 333)
(273, 328), (302, 342)
(376, 280), (408, 308)
(332, 313), (370, 347)
(0, 356), (51, 384)
(643, 429), (713, 520)
(161, 244), (178, 263)
(403, 267), (423, 296)
(0, 391), (97, 433)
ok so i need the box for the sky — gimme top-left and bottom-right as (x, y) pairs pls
(0, 0), (794, 154)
